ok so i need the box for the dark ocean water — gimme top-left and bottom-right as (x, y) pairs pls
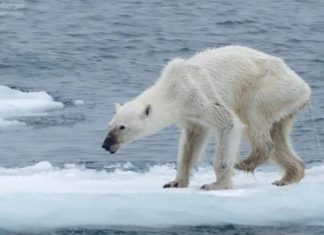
(0, 0), (324, 234)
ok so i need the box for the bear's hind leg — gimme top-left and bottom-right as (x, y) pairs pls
(270, 115), (305, 186)
(163, 123), (209, 188)
(235, 126), (274, 172)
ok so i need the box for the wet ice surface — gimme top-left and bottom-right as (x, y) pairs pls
(0, 162), (324, 232)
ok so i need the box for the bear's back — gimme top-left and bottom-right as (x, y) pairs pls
(188, 45), (275, 64)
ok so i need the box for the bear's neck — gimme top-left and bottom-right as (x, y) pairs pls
(135, 84), (177, 128)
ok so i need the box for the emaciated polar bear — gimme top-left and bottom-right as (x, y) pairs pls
(102, 46), (311, 190)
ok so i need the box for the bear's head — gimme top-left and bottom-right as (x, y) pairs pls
(102, 101), (153, 154)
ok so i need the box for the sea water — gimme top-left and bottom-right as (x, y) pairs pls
(0, 0), (323, 234)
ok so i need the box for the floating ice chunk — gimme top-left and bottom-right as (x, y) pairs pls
(0, 118), (25, 128)
(73, 100), (84, 105)
(0, 162), (324, 231)
(0, 85), (63, 127)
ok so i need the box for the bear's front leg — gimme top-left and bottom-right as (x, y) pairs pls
(163, 123), (208, 188)
(201, 117), (242, 191)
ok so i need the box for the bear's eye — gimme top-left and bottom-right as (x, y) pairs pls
(119, 125), (126, 130)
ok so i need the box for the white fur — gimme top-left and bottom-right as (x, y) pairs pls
(107, 45), (311, 190)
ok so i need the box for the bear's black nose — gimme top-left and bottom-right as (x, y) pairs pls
(103, 135), (114, 146)
(102, 143), (110, 151)
(102, 135), (119, 153)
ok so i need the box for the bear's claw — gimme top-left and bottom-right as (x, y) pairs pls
(200, 184), (209, 190)
(200, 181), (232, 190)
(163, 182), (178, 188)
(163, 180), (188, 188)
(272, 180), (288, 186)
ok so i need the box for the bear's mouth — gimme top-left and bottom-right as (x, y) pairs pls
(102, 142), (120, 154)
(108, 144), (119, 154)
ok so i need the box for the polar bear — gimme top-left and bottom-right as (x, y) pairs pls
(102, 45), (311, 190)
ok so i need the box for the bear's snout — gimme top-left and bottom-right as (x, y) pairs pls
(102, 134), (119, 154)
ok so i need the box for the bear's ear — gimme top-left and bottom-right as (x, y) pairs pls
(115, 103), (122, 112)
(142, 104), (151, 118)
